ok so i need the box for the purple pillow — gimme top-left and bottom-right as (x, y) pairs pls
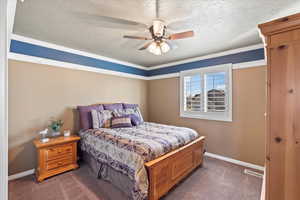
(103, 103), (123, 110)
(111, 116), (132, 128)
(77, 104), (104, 130)
(123, 114), (141, 126)
(123, 103), (138, 109)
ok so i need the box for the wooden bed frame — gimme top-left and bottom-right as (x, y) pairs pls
(145, 136), (205, 200)
(87, 103), (206, 200)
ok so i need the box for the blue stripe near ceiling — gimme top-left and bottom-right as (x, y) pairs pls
(10, 39), (265, 77)
(10, 40), (148, 76)
(147, 48), (265, 76)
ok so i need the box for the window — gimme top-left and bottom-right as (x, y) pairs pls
(180, 64), (232, 122)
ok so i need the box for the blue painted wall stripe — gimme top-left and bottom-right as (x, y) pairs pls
(10, 40), (148, 76)
(10, 39), (265, 77)
(147, 48), (265, 76)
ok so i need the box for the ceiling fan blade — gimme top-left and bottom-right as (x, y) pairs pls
(95, 15), (148, 28)
(123, 35), (151, 40)
(139, 42), (153, 50)
(73, 12), (148, 30)
(120, 40), (146, 49)
(168, 31), (194, 40)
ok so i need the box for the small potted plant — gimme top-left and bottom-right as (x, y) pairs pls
(49, 119), (64, 137)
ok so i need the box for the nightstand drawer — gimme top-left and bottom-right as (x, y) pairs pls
(45, 144), (73, 161)
(46, 156), (73, 171)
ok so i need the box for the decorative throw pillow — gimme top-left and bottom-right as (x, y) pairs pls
(103, 103), (123, 110)
(91, 110), (113, 128)
(112, 108), (125, 117)
(122, 104), (144, 121)
(129, 114), (141, 126)
(111, 116), (132, 128)
(77, 104), (104, 130)
(123, 114), (141, 126)
(135, 107), (144, 122)
(122, 108), (144, 124)
(123, 103), (138, 109)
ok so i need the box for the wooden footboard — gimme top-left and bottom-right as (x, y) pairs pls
(145, 136), (205, 200)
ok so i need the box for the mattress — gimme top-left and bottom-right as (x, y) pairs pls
(79, 122), (199, 200)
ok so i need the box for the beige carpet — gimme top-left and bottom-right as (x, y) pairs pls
(9, 157), (262, 200)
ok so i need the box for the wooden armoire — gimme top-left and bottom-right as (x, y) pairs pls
(259, 14), (300, 200)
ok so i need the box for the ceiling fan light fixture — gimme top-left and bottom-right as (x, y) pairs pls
(148, 42), (161, 55)
(147, 41), (170, 55)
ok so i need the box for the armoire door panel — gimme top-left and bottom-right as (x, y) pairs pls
(268, 45), (289, 200)
(283, 43), (300, 200)
(288, 43), (300, 200)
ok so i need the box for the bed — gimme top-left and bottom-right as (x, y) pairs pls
(77, 103), (205, 200)
(79, 122), (205, 200)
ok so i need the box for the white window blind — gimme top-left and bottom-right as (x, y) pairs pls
(180, 64), (232, 122)
(184, 74), (202, 111)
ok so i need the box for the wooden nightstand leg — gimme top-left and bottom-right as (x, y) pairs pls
(36, 170), (44, 182)
(36, 174), (44, 182)
(37, 177), (44, 182)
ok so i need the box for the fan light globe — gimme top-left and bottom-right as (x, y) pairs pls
(160, 41), (170, 53)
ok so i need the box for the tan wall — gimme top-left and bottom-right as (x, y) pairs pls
(8, 60), (148, 175)
(8, 60), (266, 175)
(148, 66), (266, 166)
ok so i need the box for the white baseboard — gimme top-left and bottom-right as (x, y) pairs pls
(244, 169), (263, 178)
(205, 152), (265, 171)
(8, 153), (264, 181)
(8, 169), (35, 181)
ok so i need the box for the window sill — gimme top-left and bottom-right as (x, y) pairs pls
(180, 113), (232, 122)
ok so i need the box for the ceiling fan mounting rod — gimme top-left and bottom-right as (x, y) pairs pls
(156, 0), (160, 19)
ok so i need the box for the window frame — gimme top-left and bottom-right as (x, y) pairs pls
(180, 64), (232, 122)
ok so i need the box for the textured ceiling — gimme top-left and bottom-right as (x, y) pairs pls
(14, 0), (300, 67)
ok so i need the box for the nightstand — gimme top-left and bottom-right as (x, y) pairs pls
(33, 135), (80, 182)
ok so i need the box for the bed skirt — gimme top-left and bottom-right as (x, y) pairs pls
(82, 151), (135, 199)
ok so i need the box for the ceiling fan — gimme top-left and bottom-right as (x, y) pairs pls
(123, 0), (194, 55)
(123, 19), (194, 55)
(75, 0), (194, 55)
